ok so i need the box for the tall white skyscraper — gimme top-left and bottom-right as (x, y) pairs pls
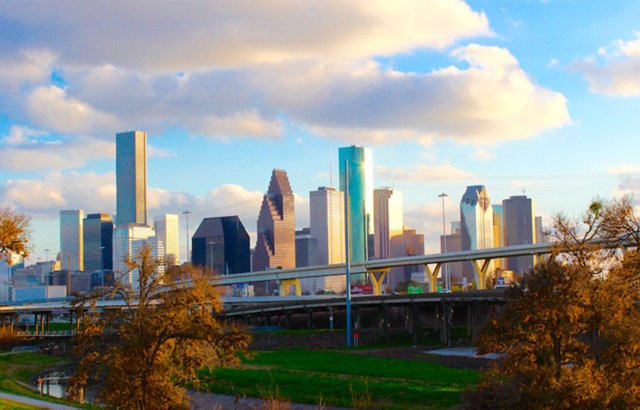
(112, 224), (156, 287)
(60, 209), (84, 271)
(373, 187), (403, 259)
(308, 186), (346, 293)
(154, 214), (180, 266)
(116, 130), (147, 226)
(460, 185), (494, 281)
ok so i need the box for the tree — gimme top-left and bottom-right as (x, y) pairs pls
(0, 207), (30, 261)
(468, 198), (640, 409)
(69, 245), (250, 409)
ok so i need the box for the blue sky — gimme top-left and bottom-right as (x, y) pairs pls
(1, 0), (639, 264)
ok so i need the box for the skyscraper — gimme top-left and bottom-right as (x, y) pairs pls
(83, 213), (113, 272)
(253, 169), (296, 272)
(339, 145), (373, 263)
(116, 130), (147, 226)
(192, 216), (250, 275)
(503, 195), (536, 274)
(154, 214), (180, 266)
(460, 186), (494, 281)
(373, 187), (403, 259)
(309, 186), (345, 266)
(112, 224), (156, 286)
(60, 209), (84, 271)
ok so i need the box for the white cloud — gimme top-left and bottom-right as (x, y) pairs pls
(376, 162), (475, 183)
(404, 200), (459, 253)
(0, 0), (490, 70)
(573, 33), (640, 96)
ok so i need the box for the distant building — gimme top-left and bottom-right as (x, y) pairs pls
(83, 213), (113, 273)
(116, 130), (147, 226)
(112, 224), (156, 287)
(536, 216), (548, 243)
(192, 216), (250, 275)
(441, 222), (464, 283)
(60, 209), (84, 271)
(309, 186), (345, 266)
(373, 187), (403, 259)
(253, 169), (296, 272)
(503, 195), (536, 274)
(339, 145), (373, 264)
(0, 252), (23, 284)
(389, 227), (424, 290)
(154, 214), (180, 266)
(460, 186), (495, 282)
(492, 204), (504, 271)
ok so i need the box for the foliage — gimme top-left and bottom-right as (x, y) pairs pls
(0, 207), (30, 261)
(200, 348), (479, 409)
(68, 245), (250, 409)
(469, 197), (640, 409)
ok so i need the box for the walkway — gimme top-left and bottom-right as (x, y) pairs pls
(0, 391), (79, 409)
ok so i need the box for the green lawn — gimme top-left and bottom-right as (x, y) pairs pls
(199, 348), (479, 409)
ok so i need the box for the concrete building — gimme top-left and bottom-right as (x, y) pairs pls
(116, 130), (147, 226)
(154, 214), (180, 266)
(536, 216), (548, 243)
(389, 227), (424, 290)
(441, 221), (464, 284)
(60, 209), (84, 271)
(253, 169), (296, 272)
(83, 213), (113, 273)
(460, 186), (495, 283)
(373, 187), (403, 259)
(503, 195), (536, 274)
(310, 186), (345, 264)
(112, 224), (156, 286)
(492, 205), (504, 271)
(0, 252), (23, 284)
(192, 216), (250, 275)
(339, 145), (373, 264)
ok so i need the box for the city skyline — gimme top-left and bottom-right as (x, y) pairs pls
(1, 1), (639, 264)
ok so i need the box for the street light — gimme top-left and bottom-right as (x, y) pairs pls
(207, 241), (216, 273)
(438, 192), (449, 290)
(183, 210), (192, 263)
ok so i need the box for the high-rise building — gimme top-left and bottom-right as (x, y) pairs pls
(192, 216), (250, 275)
(460, 186), (494, 281)
(116, 130), (147, 226)
(339, 145), (373, 263)
(253, 169), (296, 272)
(83, 213), (113, 273)
(492, 204), (504, 271)
(373, 187), (403, 259)
(536, 216), (548, 243)
(112, 224), (156, 285)
(389, 227), (424, 289)
(154, 214), (180, 266)
(60, 209), (84, 271)
(309, 186), (345, 266)
(503, 195), (536, 274)
(441, 221), (464, 283)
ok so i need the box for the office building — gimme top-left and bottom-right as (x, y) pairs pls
(112, 224), (156, 286)
(503, 195), (536, 274)
(60, 209), (84, 271)
(441, 221), (464, 283)
(116, 130), (147, 226)
(339, 145), (373, 264)
(309, 186), (345, 265)
(192, 216), (250, 275)
(492, 205), (504, 271)
(389, 227), (424, 290)
(253, 169), (296, 272)
(154, 214), (180, 266)
(460, 186), (494, 282)
(83, 213), (113, 273)
(373, 187), (403, 259)
(536, 216), (548, 243)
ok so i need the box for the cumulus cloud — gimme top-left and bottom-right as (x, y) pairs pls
(573, 33), (640, 96)
(0, 0), (489, 70)
(376, 162), (475, 183)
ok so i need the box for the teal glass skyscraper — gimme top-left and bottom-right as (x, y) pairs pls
(339, 145), (373, 263)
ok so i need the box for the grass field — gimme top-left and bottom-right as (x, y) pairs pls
(199, 348), (479, 409)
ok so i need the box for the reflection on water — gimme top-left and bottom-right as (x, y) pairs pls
(33, 371), (68, 399)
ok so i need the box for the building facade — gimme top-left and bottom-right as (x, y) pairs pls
(253, 169), (296, 272)
(502, 195), (536, 274)
(309, 186), (345, 265)
(60, 209), (84, 271)
(460, 186), (495, 282)
(373, 187), (403, 259)
(112, 223), (156, 286)
(83, 213), (113, 273)
(339, 145), (373, 264)
(154, 214), (180, 266)
(116, 130), (147, 226)
(192, 216), (250, 275)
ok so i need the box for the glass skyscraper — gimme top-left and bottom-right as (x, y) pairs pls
(83, 213), (113, 272)
(116, 130), (147, 226)
(339, 145), (373, 264)
(503, 195), (536, 274)
(460, 185), (495, 281)
(192, 216), (250, 275)
(60, 209), (84, 271)
(154, 214), (180, 266)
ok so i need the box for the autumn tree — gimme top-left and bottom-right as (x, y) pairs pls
(468, 197), (640, 409)
(69, 245), (250, 409)
(0, 207), (30, 261)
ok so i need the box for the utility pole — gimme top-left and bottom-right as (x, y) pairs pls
(438, 193), (449, 290)
(182, 210), (191, 263)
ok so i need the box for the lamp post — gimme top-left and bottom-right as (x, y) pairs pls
(438, 192), (449, 290)
(183, 210), (191, 263)
(207, 241), (216, 273)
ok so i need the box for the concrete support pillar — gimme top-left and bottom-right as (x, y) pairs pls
(367, 268), (390, 296)
(424, 263), (442, 292)
(471, 259), (493, 290)
(307, 310), (313, 330)
(285, 312), (292, 329)
(279, 279), (301, 296)
(411, 304), (419, 346)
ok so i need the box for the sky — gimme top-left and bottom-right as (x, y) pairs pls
(1, 0), (639, 265)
